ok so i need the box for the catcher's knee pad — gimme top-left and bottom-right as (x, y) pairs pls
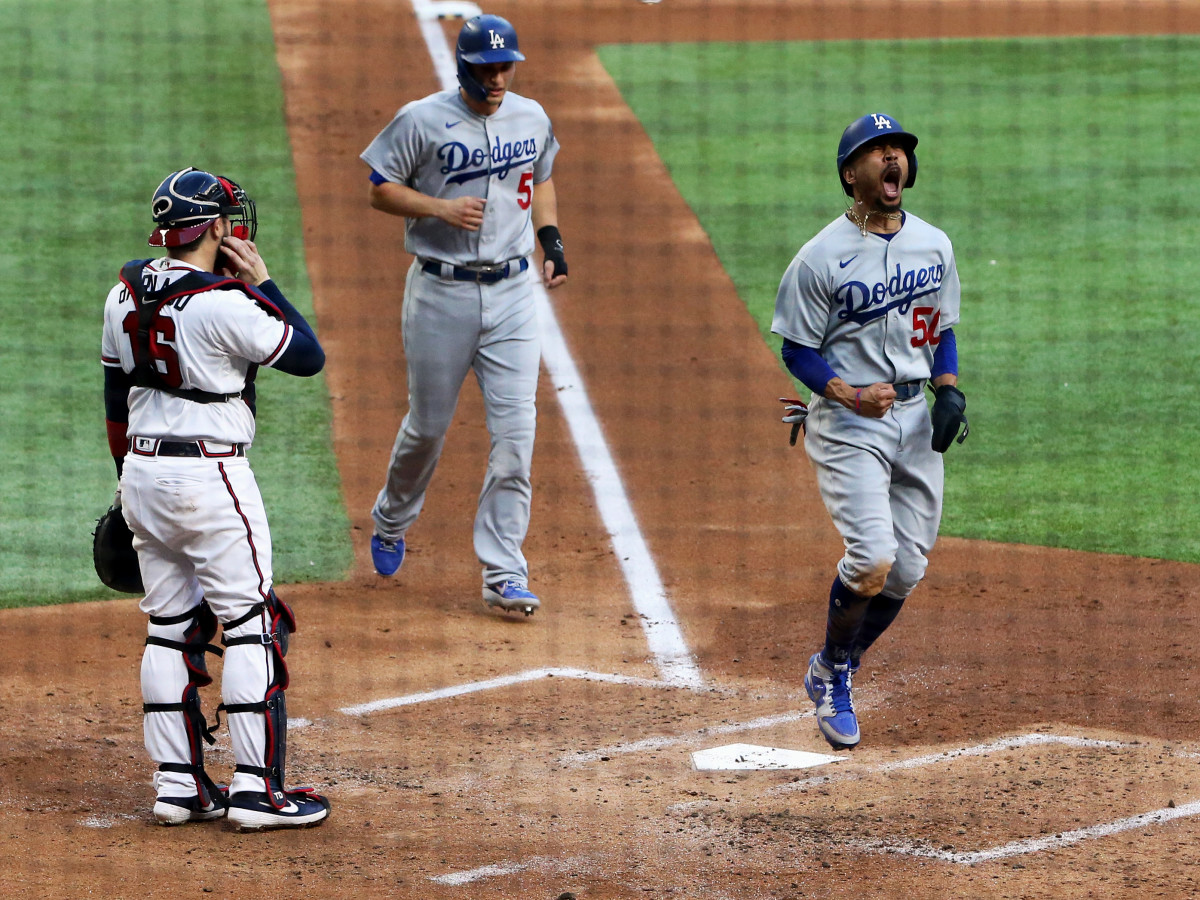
(142, 602), (225, 807)
(219, 589), (296, 806)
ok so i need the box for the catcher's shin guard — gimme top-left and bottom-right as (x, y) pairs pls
(142, 603), (226, 808)
(219, 590), (297, 806)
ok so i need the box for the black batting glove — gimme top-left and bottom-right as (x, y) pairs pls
(537, 225), (568, 278)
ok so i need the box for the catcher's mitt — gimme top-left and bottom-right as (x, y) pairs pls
(930, 384), (969, 453)
(93, 503), (144, 593)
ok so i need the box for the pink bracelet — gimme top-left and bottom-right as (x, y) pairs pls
(855, 389), (862, 412)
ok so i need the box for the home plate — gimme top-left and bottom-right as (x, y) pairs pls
(692, 743), (845, 771)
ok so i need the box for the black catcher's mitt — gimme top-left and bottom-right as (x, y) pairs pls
(930, 384), (970, 453)
(93, 504), (144, 593)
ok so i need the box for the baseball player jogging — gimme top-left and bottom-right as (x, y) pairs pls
(771, 114), (969, 750)
(360, 13), (568, 616)
(101, 168), (332, 829)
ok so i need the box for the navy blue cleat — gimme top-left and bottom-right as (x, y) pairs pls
(370, 534), (405, 577)
(226, 788), (331, 831)
(482, 580), (540, 616)
(804, 652), (860, 750)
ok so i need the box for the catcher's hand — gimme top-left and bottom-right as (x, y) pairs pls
(92, 497), (144, 593)
(779, 397), (809, 446)
(930, 384), (969, 453)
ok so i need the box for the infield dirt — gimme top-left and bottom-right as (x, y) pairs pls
(5, 2), (1200, 898)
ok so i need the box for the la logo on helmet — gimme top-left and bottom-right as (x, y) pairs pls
(872, 114), (893, 130)
(489, 30), (505, 48)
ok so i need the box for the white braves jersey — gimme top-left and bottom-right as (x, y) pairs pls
(360, 89), (559, 265)
(771, 211), (961, 386)
(100, 258), (292, 444)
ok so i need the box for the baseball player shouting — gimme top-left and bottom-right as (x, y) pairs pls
(101, 168), (331, 829)
(772, 114), (969, 750)
(360, 14), (568, 616)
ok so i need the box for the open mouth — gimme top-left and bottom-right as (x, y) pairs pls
(881, 165), (902, 201)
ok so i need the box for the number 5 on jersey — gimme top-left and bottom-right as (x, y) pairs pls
(517, 171), (532, 210)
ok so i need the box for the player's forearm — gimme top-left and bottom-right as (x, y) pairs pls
(530, 177), (558, 231)
(368, 181), (446, 220)
(824, 377), (859, 410)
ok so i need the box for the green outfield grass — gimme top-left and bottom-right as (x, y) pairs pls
(600, 36), (1200, 563)
(0, 0), (353, 607)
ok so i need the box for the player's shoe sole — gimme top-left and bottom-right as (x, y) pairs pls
(153, 794), (227, 825)
(482, 580), (540, 616)
(804, 652), (860, 750)
(226, 789), (331, 831)
(370, 534), (405, 577)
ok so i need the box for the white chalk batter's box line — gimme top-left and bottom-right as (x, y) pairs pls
(337, 666), (729, 718)
(778, 732), (1200, 866)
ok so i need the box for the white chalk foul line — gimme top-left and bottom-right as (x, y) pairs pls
(864, 798), (1200, 865)
(534, 286), (704, 687)
(338, 666), (691, 716)
(410, 0), (703, 688)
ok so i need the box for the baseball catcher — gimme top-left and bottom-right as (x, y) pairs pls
(100, 167), (330, 830)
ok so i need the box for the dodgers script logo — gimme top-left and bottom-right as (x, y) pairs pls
(438, 135), (539, 185)
(835, 262), (944, 324)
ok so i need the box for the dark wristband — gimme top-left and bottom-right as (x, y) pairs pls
(537, 225), (567, 277)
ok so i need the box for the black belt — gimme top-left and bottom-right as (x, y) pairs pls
(129, 437), (246, 458)
(420, 257), (529, 284)
(893, 380), (926, 401)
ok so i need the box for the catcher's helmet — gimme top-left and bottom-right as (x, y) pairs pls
(455, 14), (525, 103)
(147, 167), (257, 247)
(836, 113), (918, 197)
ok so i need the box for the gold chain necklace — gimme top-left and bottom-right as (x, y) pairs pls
(846, 206), (902, 237)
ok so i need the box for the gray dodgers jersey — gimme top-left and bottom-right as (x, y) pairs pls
(361, 90), (559, 266)
(771, 211), (961, 387)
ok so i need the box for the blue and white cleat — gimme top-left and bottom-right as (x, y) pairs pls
(153, 792), (227, 826)
(804, 652), (860, 750)
(370, 534), (405, 577)
(226, 788), (331, 831)
(482, 580), (540, 616)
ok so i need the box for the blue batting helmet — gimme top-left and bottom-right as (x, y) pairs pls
(455, 14), (525, 103)
(148, 167), (257, 247)
(836, 113), (918, 197)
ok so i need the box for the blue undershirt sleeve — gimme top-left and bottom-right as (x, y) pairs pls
(103, 366), (132, 423)
(257, 280), (325, 376)
(931, 328), (958, 379)
(781, 338), (840, 396)
(368, 169), (387, 185)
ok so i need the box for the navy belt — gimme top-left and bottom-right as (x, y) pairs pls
(893, 380), (926, 401)
(129, 437), (246, 458)
(420, 257), (529, 284)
